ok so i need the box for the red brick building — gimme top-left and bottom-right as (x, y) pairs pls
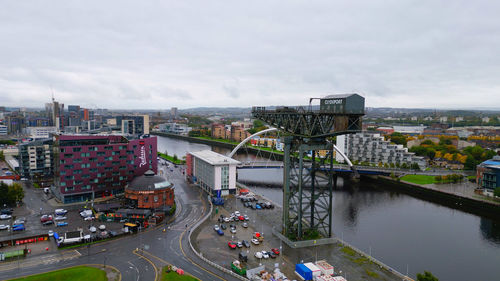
(125, 170), (174, 210)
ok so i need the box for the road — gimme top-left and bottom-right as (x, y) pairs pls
(0, 163), (238, 281)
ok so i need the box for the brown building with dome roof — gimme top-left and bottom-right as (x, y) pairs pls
(125, 170), (174, 209)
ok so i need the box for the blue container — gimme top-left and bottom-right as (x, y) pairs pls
(295, 264), (313, 281)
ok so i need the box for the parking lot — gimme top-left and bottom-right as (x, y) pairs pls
(0, 182), (125, 248)
(192, 193), (293, 276)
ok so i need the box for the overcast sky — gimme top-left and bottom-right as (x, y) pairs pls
(1, 1), (499, 110)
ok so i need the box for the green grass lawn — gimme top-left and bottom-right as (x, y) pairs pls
(9, 266), (107, 281)
(400, 174), (436, 185)
(161, 268), (199, 281)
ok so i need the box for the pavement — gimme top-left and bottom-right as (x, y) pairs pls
(0, 163), (240, 281)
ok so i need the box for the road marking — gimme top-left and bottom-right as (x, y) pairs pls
(133, 249), (158, 281)
(177, 191), (227, 281)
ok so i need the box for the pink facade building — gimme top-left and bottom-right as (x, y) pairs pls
(54, 135), (157, 203)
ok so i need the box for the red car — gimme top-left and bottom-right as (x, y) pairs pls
(238, 216), (245, 221)
(271, 248), (280, 255)
(228, 241), (237, 249)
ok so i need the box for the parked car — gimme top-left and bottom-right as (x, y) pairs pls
(251, 238), (260, 245)
(254, 251), (263, 259)
(242, 222), (248, 228)
(0, 214), (12, 220)
(213, 225), (220, 231)
(56, 222), (68, 227)
(267, 251), (276, 258)
(244, 215), (250, 221)
(234, 211), (240, 216)
(54, 216), (67, 221)
(14, 218), (25, 225)
(271, 248), (280, 255)
(223, 217), (230, 223)
(40, 215), (53, 223)
(42, 220), (54, 225)
(216, 229), (224, 236)
(98, 225), (106, 230)
(80, 210), (93, 218)
(89, 226), (97, 233)
(242, 240), (250, 248)
(13, 225), (25, 231)
(255, 204), (262, 210)
(54, 209), (68, 216)
(84, 216), (95, 221)
(228, 241), (237, 249)
(261, 251), (269, 259)
(1, 208), (13, 215)
(0, 224), (10, 230)
(230, 228), (236, 234)
(238, 216), (245, 221)
(220, 224), (227, 230)
(229, 224), (236, 229)
(48, 230), (54, 237)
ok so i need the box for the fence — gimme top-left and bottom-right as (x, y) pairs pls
(187, 195), (249, 280)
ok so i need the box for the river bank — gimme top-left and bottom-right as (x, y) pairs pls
(371, 175), (500, 220)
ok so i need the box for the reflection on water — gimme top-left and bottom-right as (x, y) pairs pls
(480, 218), (500, 245)
(157, 135), (500, 281)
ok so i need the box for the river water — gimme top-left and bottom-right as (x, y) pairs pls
(157, 135), (500, 281)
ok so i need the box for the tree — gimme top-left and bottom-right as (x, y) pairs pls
(173, 154), (178, 162)
(435, 175), (442, 182)
(0, 150), (4, 161)
(417, 271), (439, 281)
(389, 132), (407, 146)
(494, 187), (500, 197)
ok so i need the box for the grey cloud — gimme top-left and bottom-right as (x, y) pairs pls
(0, 1), (499, 109)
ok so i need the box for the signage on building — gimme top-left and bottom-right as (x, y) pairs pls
(139, 142), (147, 167)
(324, 99), (343, 105)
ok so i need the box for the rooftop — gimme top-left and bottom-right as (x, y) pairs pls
(189, 150), (241, 165)
(127, 170), (173, 191)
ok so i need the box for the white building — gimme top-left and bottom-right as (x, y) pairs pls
(455, 116), (464, 122)
(482, 117), (490, 123)
(336, 133), (426, 169)
(25, 126), (58, 139)
(439, 116), (448, 123)
(158, 122), (192, 135)
(0, 125), (7, 135)
(392, 125), (426, 134)
(186, 150), (240, 196)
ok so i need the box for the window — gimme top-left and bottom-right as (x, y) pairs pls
(97, 162), (105, 167)
(74, 169), (82, 174)
(60, 148), (65, 153)
(89, 146), (97, 151)
(73, 158), (82, 163)
(73, 147), (82, 152)
(154, 195), (158, 202)
(60, 182), (66, 186)
(65, 186), (74, 192)
(81, 152), (90, 157)
(81, 163), (90, 168)
(97, 152), (105, 156)
(104, 146), (113, 150)
(90, 168), (98, 173)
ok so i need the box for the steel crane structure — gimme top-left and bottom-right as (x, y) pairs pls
(251, 94), (364, 240)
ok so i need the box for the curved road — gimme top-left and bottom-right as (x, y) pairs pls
(0, 164), (237, 281)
